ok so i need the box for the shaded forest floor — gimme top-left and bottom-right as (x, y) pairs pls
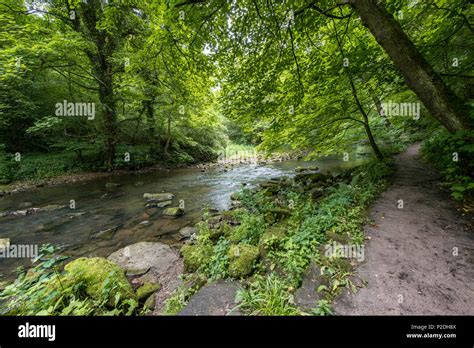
(334, 144), (474, 315)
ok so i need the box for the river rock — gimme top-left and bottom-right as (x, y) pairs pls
(41, 204), (65, 212)
(136, 282), (161, 301)
(163, 207), (184, 217)
(64, 257), (136, 305)
(146, 200), (172, 208)
(144, 294), (156, 311)
(227, 244), (259, 278)
(143, 193), (174, 202)
(108, 242), (180, 279)
(105, 182), (121, 188)
(179, 226), (197, 240)
(294, 261), (330, 311)
(92, 227), (117, 240)
(134, 182), (144, 187)
(18, 202), (32, 209)
(179, 281), (241, 316)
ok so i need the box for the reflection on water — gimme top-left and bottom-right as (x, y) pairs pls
(0, 156), (369, 279)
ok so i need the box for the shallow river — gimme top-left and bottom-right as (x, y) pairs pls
(0, 157), (368, 280)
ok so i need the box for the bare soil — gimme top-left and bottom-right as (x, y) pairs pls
(333, 144), (474, 315)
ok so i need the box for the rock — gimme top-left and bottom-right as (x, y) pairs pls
(108, 242), (180, 277)
(325, 231), (350, 244)
(259, 224), (287, 257)
(126, 268), (150, 277)
(41, 204), (65, 212)
(136, 282), (161, 301)
(163, 207), (184, 217)
(12, 210), (28, 216)
(146, 200), (172, 208)
(144, 294), (155, 311)
(134, 182), (144, 187)
(227, 244), (259, 278)
(295, 172), (328, 184)
(92, 227), (117, 240)
(264, 208), (291, 224)
(64, 257), (136, 305)
(68, 211), (87, 218)
(179, 281), (242, 316)
(180, 244), (213, 272)
(0, 280), (10, 291)
(294, 261), (330, 311)
(230, 192), (242, 201)
(143, 193), (174, 202)
(18, 202), (32, 209)
(105, 183), (121, 188)
(179, 226), (197, 240)
(295, 166), (318, 173)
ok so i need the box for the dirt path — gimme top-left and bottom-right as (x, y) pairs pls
(333, 144), (474, 315)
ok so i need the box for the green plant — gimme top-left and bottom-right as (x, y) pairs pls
(235, 274), (301, 316)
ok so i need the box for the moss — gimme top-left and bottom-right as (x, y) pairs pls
(258, 225), (287, 257)
(63, 257), (136, 304)
(136, 282), (161, 301)
(180, 244), (213, 272)
(163, 207), (184, 217)
(143, 294), (155, 311)
(227, 244), (259, 278)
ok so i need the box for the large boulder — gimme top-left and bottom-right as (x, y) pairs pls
(108, 242), (183, 313)
(227, 244), (259, 278)
(108, 242), (180, 277)
(64, 257), (136, 304)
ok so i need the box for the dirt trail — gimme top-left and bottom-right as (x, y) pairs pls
(333, 144), (474, 315)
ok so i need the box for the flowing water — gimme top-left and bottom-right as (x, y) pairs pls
(0, 157), (369, 280)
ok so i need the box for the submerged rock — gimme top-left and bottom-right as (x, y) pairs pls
(180, 244), (213, 272)
(143, 193), (174, 202)
(41, 204), (65, 212)
(105, 182), (121, 188)
(18, 202), (32, 209)
(227, 244), (259, 278)
(146, 200), (172, 208)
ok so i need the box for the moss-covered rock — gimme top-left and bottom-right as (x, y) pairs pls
(180, 244), (213, 272)
(136, 282), (161, 301)
(163, 207), (184, 217)
(143, 294), (155, 311)
(227, 244), (259, 278)
(64, 257), (136, 304)
(258, 225), (287, 257)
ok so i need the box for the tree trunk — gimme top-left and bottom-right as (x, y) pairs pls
(350, 0), (471, 132)
(164, 113), (171, 155)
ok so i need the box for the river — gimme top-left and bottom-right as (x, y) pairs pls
(0, 156), (369, 280)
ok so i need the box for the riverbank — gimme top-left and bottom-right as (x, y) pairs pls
(0, 150), (296, 197)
